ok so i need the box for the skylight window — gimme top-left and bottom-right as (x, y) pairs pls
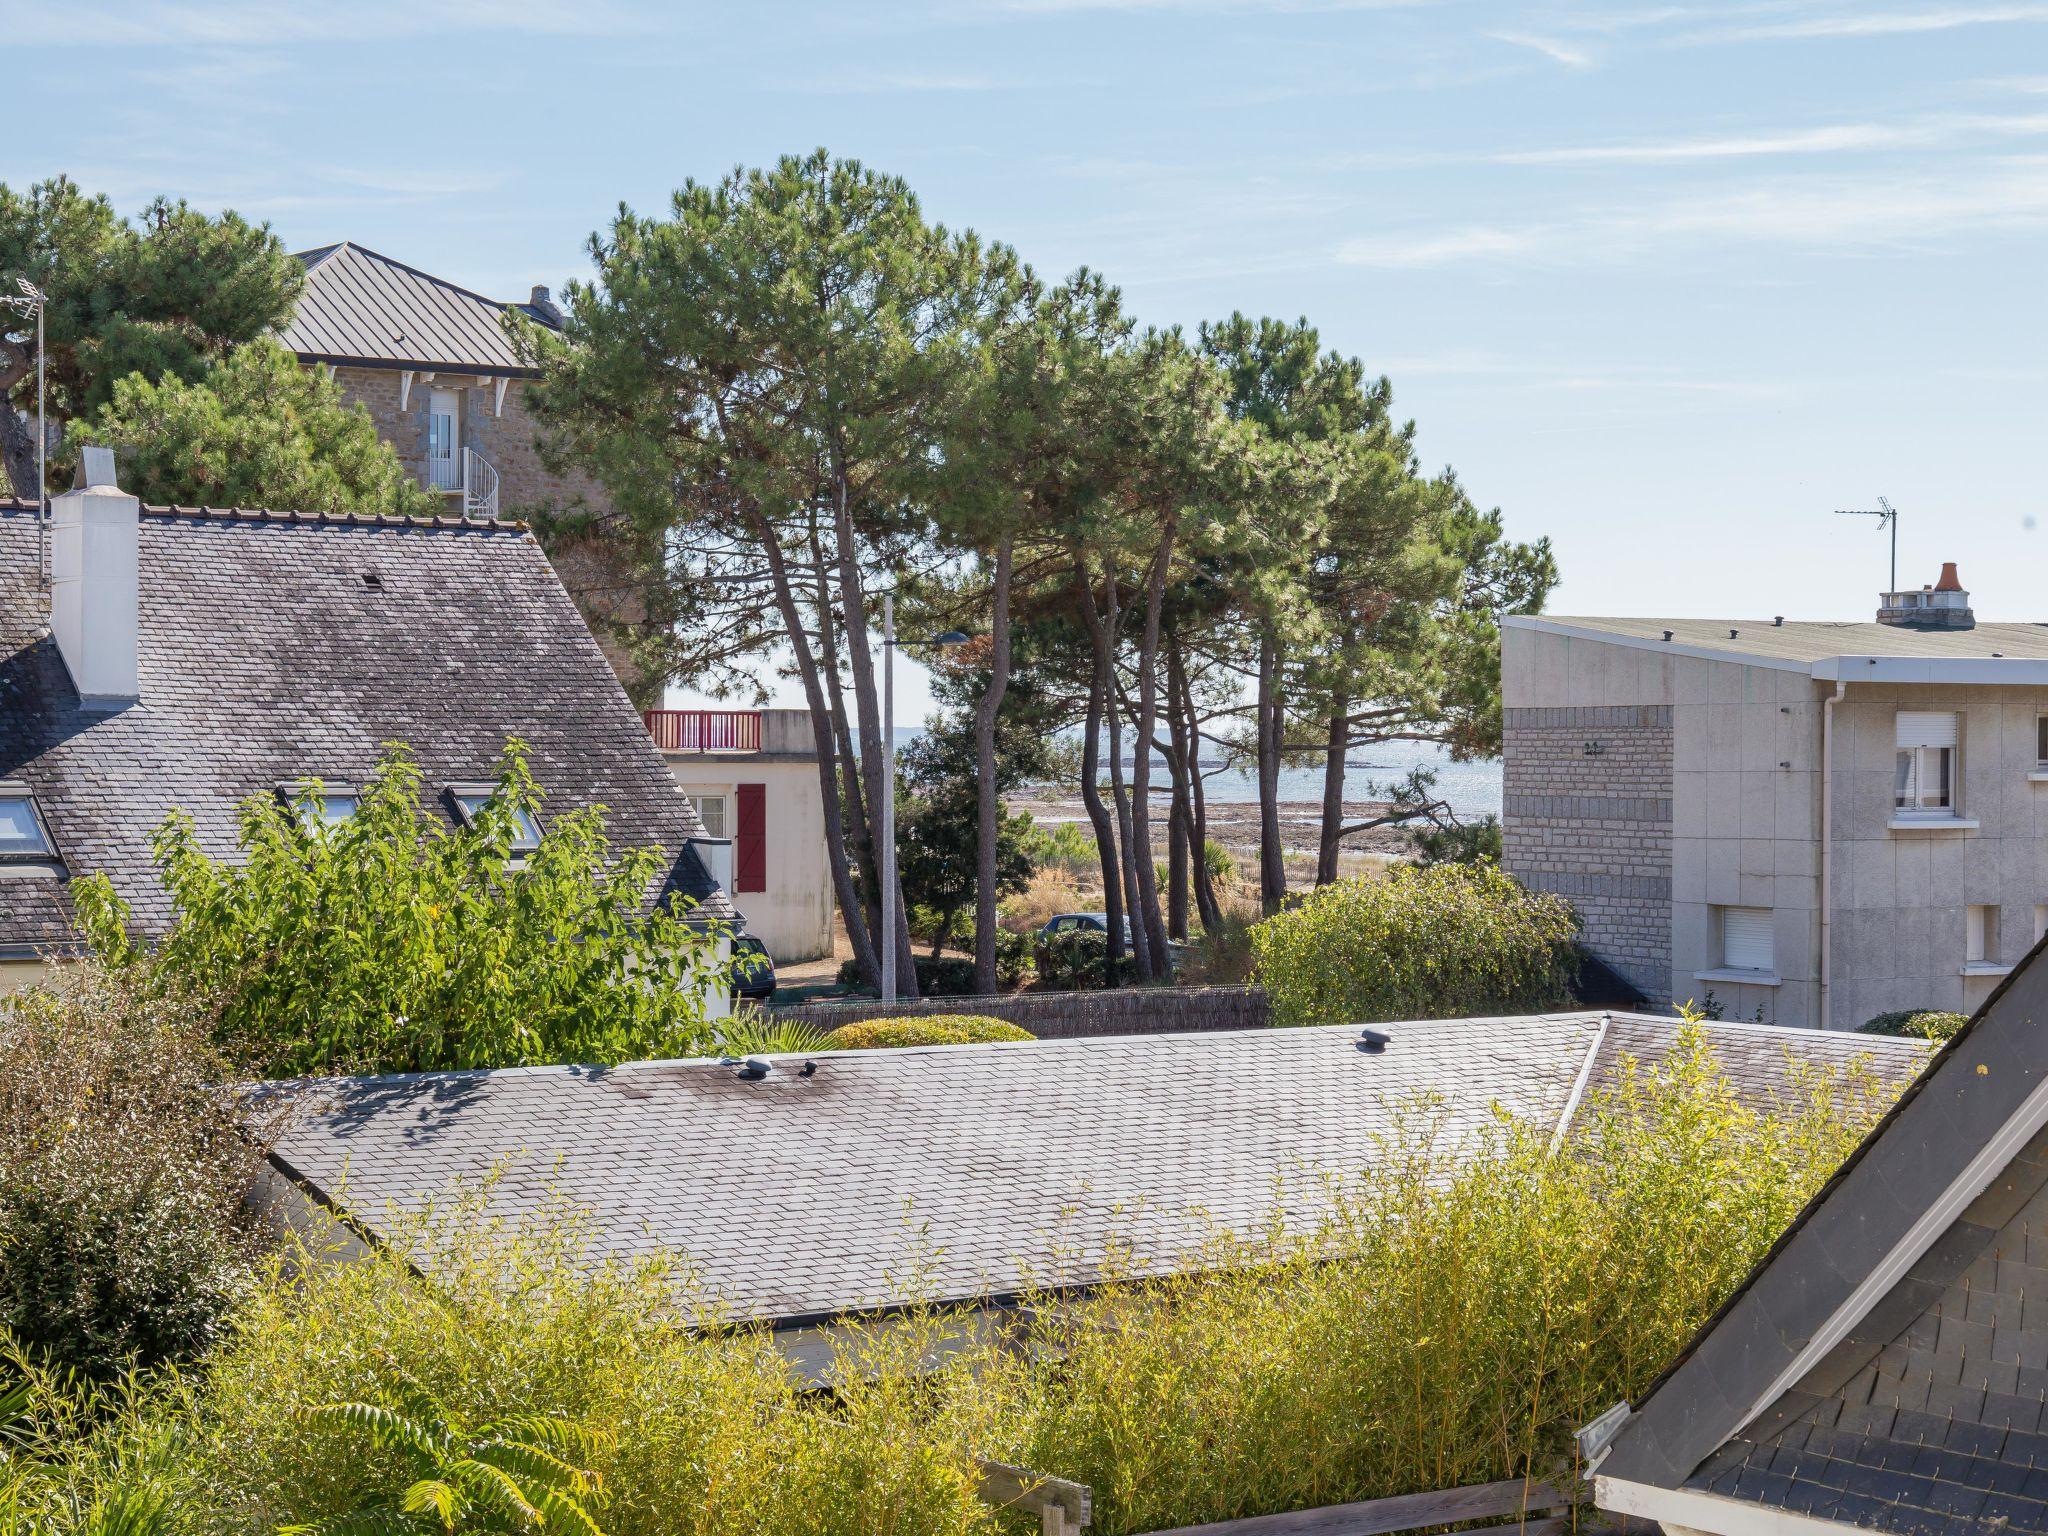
(0, 785), (54, 859)
(277, 782), (360, 828)
(447, 786), (543, 852)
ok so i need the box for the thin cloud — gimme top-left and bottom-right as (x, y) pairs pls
(1487, 30), (1596, 67)
(7, 0), (646, 47)
(1337, 158), (2048, 266)
(1682, 4), (2048, 43)
(1499, 112), (2048, 164)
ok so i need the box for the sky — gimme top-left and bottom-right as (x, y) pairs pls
(10, 0), (2048, 718)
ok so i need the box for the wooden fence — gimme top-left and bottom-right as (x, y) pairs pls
(972, 1467), (1601, 1536)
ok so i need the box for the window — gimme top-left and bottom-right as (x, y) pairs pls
(277, 782), (358, 828)
(447, 786), (542, 852)
(1969, 905), (2002, 967)
(2032, 904), (2046, 947)
(2037, 714), (2048, 771)
(1719, 906), (1775, 973)
(1894, 711), (1959, 817)
(425, 389), (461, 492)
(686, 794), (728, 839)
(0, 786), (54, 860)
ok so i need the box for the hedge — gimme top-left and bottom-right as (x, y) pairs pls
(1861, 1009), (1968, 1043)
(817, 1015), (1036, 1050)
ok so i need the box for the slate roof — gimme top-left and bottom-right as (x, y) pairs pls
(277, 243), (550, 376)
(1595, 951), (2048, 1536)
(1515, 614), (2048, 666)
(261, 1012), (1930, 1329)
(0, 499), (727, 954)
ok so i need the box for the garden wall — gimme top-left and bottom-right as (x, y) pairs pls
(777, 985), (1269, 1040)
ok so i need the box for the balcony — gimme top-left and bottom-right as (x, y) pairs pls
(424, 447), (499, 520)
(643, 709), (762, 753)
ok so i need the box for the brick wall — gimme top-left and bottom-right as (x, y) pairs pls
(1504, 703), (1674, 997)
(776, 985), (1271, 1040)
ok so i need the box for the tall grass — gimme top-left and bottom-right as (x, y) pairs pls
(3, 1030), (1890, 1536)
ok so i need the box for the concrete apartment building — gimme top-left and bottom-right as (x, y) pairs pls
(1503, 565), (2048, 1029)
(649, 707), (836, 964)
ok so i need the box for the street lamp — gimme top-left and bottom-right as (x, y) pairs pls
(878, 591), (971, 1004)
(1, 279), (47, 586)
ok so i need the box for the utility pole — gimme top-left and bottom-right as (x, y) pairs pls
(2, 279), (48, 587)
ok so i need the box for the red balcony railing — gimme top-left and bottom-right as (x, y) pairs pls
(643, 709), (762, 753)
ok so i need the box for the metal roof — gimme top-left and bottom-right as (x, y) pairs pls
(261, 1012), (1929, 1329)
(277, 243), (552, 376)
(1512, 614), (2048, 671)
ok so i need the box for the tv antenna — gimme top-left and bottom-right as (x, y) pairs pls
(1835, 497), (1898, 595)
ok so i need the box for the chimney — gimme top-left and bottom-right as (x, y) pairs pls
(49, 446), (140, 706)
(528, 285), (564, 326)
(1877, 562), (1975, 631)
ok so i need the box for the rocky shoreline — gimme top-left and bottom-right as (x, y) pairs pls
(1011, 793), (1419, 861)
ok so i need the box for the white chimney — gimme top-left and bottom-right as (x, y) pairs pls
(49, 446), (140, 706)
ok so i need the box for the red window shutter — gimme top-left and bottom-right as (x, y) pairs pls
(734, 783), (767, 893)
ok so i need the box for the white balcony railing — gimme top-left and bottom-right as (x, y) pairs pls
(461, 447), (499, 520)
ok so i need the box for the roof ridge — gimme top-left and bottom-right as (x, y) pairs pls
(0, 495), (527, 534)
(302, 239), (529, 315)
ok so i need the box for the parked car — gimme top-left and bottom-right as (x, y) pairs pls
(731, 933), (776, 1002)
(1039, 913), (1190, 967)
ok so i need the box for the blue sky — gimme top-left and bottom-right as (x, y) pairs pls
(11, 1), (2048, 714)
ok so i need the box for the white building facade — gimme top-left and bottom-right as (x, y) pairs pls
(651, 708), (835, 964)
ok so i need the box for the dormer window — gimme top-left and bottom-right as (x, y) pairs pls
(447, 784), (542, 852)
(277, 782), (360, 828)
(0, 785), (55, 861)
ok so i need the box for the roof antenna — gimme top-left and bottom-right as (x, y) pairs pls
(1834, 497), (1898, 597)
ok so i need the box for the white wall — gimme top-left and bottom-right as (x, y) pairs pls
(665, 756), (834, 963)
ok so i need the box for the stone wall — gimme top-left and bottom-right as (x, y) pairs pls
(776, 985), (1271, 1040)
(1503, 703), (1674, 997)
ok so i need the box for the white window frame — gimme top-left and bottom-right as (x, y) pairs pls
(1893, 710), (1960, 822)
(424, 388), (461, 493)
(276, 780), (360, 829)
(686, 793), (730, 840)
(1968, 904), (1999, 965)
(0, 783), (56, 862)
(1719, 906), (1775, 973)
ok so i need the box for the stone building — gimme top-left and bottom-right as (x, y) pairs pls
(1503, 565), (2048, 1029)
(275, 242), (645, 694)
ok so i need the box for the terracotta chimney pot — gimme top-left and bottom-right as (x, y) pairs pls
(1935, 561), (1964, 592)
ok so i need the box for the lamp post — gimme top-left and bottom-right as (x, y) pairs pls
(1, 279), (47, 586)
(878, 591), (971, 1004)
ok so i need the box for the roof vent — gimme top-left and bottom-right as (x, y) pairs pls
(1879, 563), (1974, 630)
(736, 1056), (772, 1081)
(360, 570), (383, 590)
(1661, 629), (1673, 642)
(1773, 615), (1784, 626)
(1358, 1027), (1390, 1053)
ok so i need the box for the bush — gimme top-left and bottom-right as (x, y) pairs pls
(1251, 863), (1580, 1026)
(1033, 928), (1133, 991)
(817, 1015), (1035, 1050)
(0, 963), (272, 1381)
(1862, 1008), (1968, 1042)
(74, 739), (728, 1077)
(1180, 909), (1258, 986)
(833, 954), (992, 997)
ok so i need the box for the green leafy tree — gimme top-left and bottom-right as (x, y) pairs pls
(0, 178), (302, 498)
(1251, 863), (1580, 1025)
(73, 741), (726, 1077)
(895, 708), (1044, 961)
(283, 1361), (609, 1536)
(76, 340), (434, 516)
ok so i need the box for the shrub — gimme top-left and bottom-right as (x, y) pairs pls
(817, 1015), (1034, 1050)
(1251, 863), (1579, 1026)
(1032, 928), (1132, 992)
(73, 739), (728, 1077)
(1000, 867), (1084, 934)
(1179, 909), (1258, 987)
(834, 954), (987, 997)
(1862, 1008), (1968, 1043)
(0, 963), (271, 1381)
(1026, 821), (1098, 877)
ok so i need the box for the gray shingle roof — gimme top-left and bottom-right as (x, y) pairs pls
(277, 243), (548, 376)
(1596, 953), (2048, 1536)
(0, 499), (727, 953)
(262, 1013), (1930, 1328)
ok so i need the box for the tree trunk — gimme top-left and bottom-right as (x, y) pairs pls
(1316, 701), (1349, 886)
(828, 465), (918, 998)
(1126, 528), (1175, 971)
(749, 508), (882, 987)
(1174, 650), (1223, 931)
(1167, 790), (1190, 942)
(811, 516), (877, 946)
(1078, 646), (1126, 989)
(971, 533), (1015, 994)
(1080, 564), (1154, 982)
(1256, 630), (1287, 914)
